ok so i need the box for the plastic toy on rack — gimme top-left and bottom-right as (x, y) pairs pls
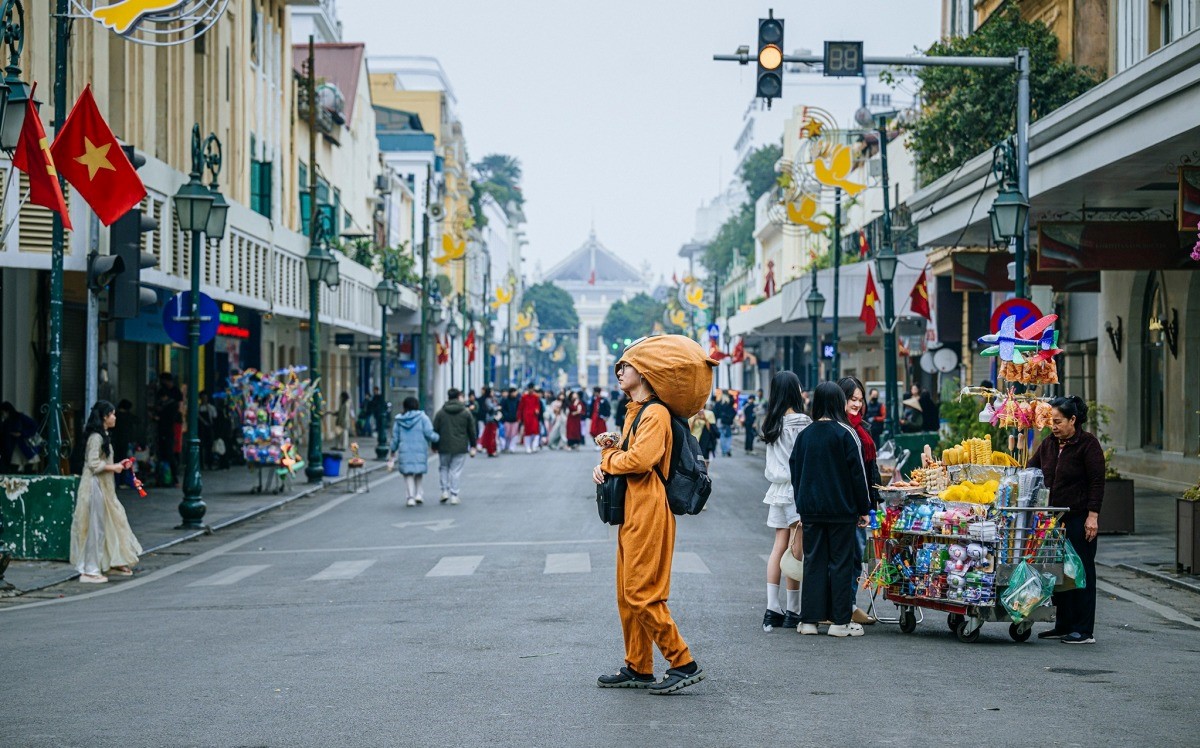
(224, 366), (317, 494)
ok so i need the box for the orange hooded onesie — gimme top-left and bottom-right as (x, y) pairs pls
(600, 335), (716, 674)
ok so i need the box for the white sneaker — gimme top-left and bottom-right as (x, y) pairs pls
(798, 623), (819, 635)
(449, 495), (460, 505)
(827, 623), (865, 637)
(414, 496), (424, 505)
(440, 491), (450, 503)
(406, 497), (416, 507)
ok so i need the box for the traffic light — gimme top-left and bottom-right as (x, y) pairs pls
(110, 145), (159, 319)
(87, 252), (124, 291)
(756, 12), (785, 105)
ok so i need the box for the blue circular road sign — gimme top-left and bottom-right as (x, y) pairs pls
(162, 291), (220, 347)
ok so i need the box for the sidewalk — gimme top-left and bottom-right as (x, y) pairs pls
(2, 437), (389, 595)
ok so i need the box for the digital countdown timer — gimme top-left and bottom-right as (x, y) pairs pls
(824, 41), (864, 77)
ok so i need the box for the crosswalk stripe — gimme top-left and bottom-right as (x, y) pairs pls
(426, 555), (483, 577)
(673, 552), (711, 574)
(307, 560), (377, 581)
(544, 552), (591, 574)
(188, 565), (270, 587)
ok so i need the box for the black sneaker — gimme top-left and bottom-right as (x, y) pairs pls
(1061, 632), (1096, 645)
(782, 610), (802, 629)
(648, 665), (706, 695)
(762, 609), (786, 632)
(597, 667), (654, 688)
(1037, 628), (1069, 640)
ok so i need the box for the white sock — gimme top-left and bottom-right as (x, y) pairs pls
(786, 588), (800, 614)
(766, 583), (782, 613)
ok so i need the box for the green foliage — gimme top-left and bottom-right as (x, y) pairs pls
(701, 143), (782, 277)
(523, 282), (579, 331)
(895, 4), (1099, 183)
(473, 153), (524, 216)
(600, 293), (665, 347)
(434, 273), (454, 298)
(937, 396), (999, 451)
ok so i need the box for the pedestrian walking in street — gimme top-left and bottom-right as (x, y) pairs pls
(387, 397), (439, 507)
(517, 384), (542, 453)
(69, 401), (142, 583)
(689, 405), (717, 465)
(368, 387), (388, 442)
(433, 388), (477, 505)
(588, 386), (610, 449)
(839, 376), (882, 627)
(865, 388), (886, 444)
(759, 371), (810, 633)
(918, 389), (940, 431)
(789, 382), (871, 637)
(546, 395), (567, 450)
(566, 391), (585, 449)
(1028, 395), (1104, 645)
(110, 399), (138, 482)
(477, 387), (500, 457)
(714, 391), (736, 457)
(593, 335), (711, 694)
(742, 394), (758, 454)
(331, 392), (353, 451)
(500, 387), (521, 453)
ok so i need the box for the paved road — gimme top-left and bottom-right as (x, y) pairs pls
(3, 449), (1199, 747)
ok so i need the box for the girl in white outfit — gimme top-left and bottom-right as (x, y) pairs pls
(759, 371), (812, 632)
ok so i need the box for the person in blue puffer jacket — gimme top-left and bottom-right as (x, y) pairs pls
(387, 396), (439, 507)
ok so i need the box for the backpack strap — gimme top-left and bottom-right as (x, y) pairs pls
(644, 399), (676, 487)
(620, 401), (651, 450)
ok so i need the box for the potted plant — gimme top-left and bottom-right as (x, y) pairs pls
(1089, 403), (1135, 534)
(1178, 480), (1200, 574)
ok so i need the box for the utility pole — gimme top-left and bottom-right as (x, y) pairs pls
(418, 166), (432, 413)
(46, 0), (70, 473)
(831, 186), (842, 381)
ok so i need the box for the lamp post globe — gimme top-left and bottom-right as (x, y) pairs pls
(374, 278), (397, 460)
(204, 187), (229, 240)
(991, 185), (1029, 241)
(806, 285), (825, 388)
(173, 176), (215, 233)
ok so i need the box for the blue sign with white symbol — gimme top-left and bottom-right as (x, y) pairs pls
(823, 344), (836, 360)
(707, 323), (720, 339)
(162, 291), (219, 348)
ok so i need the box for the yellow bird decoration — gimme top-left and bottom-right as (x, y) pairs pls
(514, 311), (533, 331)
(538, 334), (556, 352)
(523, 329), (537, 344)
(489, 285), (514, 310)
(433, 234), (467, 266)
(786, 195), (830, 233)
(551, 347), (566, 363)
(813, 144), (867, 196)
(685, 285), (708, 310)
(668, 308), (687, 328)
(91, 0), (184, 35)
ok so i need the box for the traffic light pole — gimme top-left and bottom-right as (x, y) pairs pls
(831, 187), (842, 381)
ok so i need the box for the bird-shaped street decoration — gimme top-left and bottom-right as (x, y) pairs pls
(538, 333), (556, 352)
(786, 195), (829, 233)
(551, 347), (566, 363)
(523, 328), (538, 344)
(666, 307), (688, 329)
(514, 310), (534, 331)
(489, 285), (514, 310)
(685, 285), (708, 310)
(813, 144), (867, 196)
(91, 0), (186, 35)
(433, 233), (467, 266)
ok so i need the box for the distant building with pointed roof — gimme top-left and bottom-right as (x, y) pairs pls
(543, 230), (650, 387)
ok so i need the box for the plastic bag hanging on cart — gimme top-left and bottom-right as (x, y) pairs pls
(1062, 539), (1087, 590)
(1001, 561), (1052, 623)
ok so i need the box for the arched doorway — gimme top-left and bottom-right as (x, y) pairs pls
(1141, 273), (1168, 449)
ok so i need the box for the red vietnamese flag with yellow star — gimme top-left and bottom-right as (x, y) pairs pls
(909, 269), (932, 320)
(49, 85), (146, 226)
(860, 266), (879, 336)
(12, 88), (72, 230)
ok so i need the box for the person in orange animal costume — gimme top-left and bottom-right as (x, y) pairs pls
(592, 335), (715, 694)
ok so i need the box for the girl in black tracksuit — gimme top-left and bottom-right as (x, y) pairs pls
(789, 382), (872, 636)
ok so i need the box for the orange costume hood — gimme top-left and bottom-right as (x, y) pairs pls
(615, 334), (718, 418)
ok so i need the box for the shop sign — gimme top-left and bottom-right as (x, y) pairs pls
(216, 301), (252, 340)
(76, 1), (229, 47)
(951, 251), (1099, 294)
(1037, 222), (1191, 271)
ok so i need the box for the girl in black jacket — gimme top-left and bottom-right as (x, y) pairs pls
(789, 382), (872, 637)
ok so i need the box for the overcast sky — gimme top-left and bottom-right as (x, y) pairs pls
(340, 1), (942, 281)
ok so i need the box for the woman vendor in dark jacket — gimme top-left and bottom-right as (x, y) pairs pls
(1027, 395), (1104, 645)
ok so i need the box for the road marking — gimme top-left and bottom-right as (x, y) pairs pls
(0, 472), (401, 614)
(673, 552), (710, 574)
(307, 559), (377, 581)
(544, 552), (591, 574)
(188, 565), (270, 587)
(228, 538), (612, 555)
(392, 519), (456, 532)
(759, 554), (770, 563)
(426, 555), (483, 577)
(1096, 580), (1200, 630)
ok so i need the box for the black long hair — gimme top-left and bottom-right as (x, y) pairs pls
(1048, 395), (1089, 427)
(810, 382), (849, 426)
(83, 400), (115, 459)
(761, 371), (806, 445)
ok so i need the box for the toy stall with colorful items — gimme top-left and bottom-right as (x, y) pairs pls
(225, 367), (317, 494)
(863, 313), (1087, 642)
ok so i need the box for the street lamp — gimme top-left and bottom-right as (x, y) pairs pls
(446, 317), (461, 390)
(304, 212), (339, 483)
(172, 125), (220, 528)
(806, 283), (825, 389)
(0, 0), (30, 153)
(876, 241), (901, 441)
(992, 185), (1029, 242)
(722, 328), (731, 389)
(991, 139), (1030, 298)
(374, 277), (401, 459)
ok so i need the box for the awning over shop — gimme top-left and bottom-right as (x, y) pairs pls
(727, 292), (783, 336)
(780, 258), (927, 327)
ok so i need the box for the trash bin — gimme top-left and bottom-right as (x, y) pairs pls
(322, 452), (344, 478)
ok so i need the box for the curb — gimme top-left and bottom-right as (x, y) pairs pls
(9, 461), (390, 596)
(1109, 562), (1200, 596)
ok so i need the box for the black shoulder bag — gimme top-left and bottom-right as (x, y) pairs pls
(595, 404), (651, 526)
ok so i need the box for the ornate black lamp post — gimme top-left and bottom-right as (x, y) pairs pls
(374, 277), (401, 459)
(304, 213), (340, 483)
(805, 281), (825, 389)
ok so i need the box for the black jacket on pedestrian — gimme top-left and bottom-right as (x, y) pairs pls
(789, 420), (871, 523)
(500, 395), (520, 423)
(714, 399), (736, 426)
(433, 401), (477, 455)
(1027, 430), (1105, 517)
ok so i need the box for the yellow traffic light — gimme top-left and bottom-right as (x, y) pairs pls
(758, 44), (783, 70)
